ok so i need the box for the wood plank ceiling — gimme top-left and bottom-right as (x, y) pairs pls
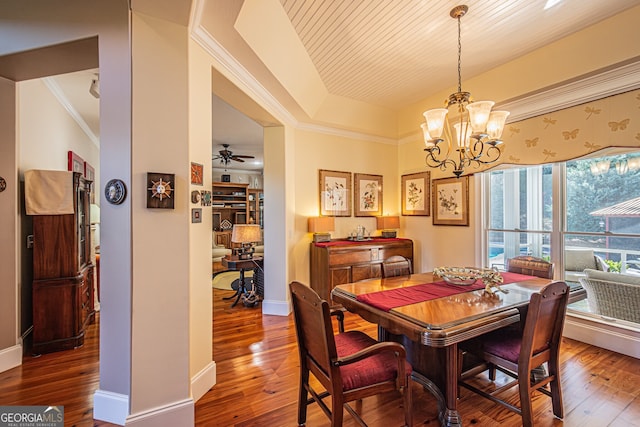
(280, 0), (640, 109)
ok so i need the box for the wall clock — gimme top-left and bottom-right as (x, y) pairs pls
(105, 179), (126, 205)
(146, 172), (175, 209)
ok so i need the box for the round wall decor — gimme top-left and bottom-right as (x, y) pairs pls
(105, 179), (127, 205)
(0, 177), (6, 192)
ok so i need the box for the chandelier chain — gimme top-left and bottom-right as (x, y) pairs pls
(457, 13), (462, 94)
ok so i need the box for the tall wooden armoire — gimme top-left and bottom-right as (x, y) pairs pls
(31, 172), (95, 354)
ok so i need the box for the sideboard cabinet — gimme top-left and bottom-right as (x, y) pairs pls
(31, 172), (95, 354)
(310, 238), (414, 303)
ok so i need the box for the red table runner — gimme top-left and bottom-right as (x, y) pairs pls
(356, 272), (535, 312)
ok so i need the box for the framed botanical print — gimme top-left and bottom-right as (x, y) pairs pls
(354, 173), (382, 217)
(432, 175), (469, 226)
(401, 171), (430, 216)
(319, 169), (351, 216)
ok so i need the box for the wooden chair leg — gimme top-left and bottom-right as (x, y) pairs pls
(548, 359), (564, 418)
(489, 363), (497, 381)
(331, 394), (344, 427)
(297, 369), (309, 426)
(403, 374), (413, 427)
(518, 366), (534, 427)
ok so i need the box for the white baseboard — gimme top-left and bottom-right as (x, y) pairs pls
(564, 314), (640, 359)
(94, 390), (129, 426)
(125, 398), (194, 427)
(261, 299), (290, 316)
(191, 361), (216, 402)
(94, 391), (195, 427)
(0, 343), (22, 374)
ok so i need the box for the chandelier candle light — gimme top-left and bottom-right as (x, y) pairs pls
(421, 5), (510, 178)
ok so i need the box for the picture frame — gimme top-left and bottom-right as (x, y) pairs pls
(146, 172), (175, 209)
(190, 162), (204, 185)
(354, 173), (382, 217)
(401, 171), (430, 216)
(319, 169), (352, 217)
(432, 175), (469, 226)
(191, 208), (202, 223)
(84, 162), (95, 181)
(67, 151), (84, 174)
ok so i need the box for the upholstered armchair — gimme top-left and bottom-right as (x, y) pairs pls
(564, 248), (608, 282)
(212, 231), (232, 272)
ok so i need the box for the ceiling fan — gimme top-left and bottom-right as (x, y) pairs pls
(212, 143), (255, 166)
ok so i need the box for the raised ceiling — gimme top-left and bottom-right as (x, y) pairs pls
(277, 0), (640, 109)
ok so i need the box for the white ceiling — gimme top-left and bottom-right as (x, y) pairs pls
(277, 0), (640, 109)
(46, 0), (640, 170)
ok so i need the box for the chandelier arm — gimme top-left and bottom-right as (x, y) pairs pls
(420, 5), (507, 178)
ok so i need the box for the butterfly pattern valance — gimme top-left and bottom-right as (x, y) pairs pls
(481, 89), (640, 171)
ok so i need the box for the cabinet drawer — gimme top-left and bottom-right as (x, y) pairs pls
(352, 264), (374, 282)
(329, 249), (374, 266)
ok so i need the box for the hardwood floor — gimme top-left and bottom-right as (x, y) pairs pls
(1, 288), (639, 426)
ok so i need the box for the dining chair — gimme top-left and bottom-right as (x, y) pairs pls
(381, 255), (412, 278)
(289, 281), (413, 427)
(458, 281), (569, 427)
(506, 255), (554, 279)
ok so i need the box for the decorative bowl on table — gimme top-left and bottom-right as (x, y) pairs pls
(433, 267), (480, 285)
(433, 266), (507, 294)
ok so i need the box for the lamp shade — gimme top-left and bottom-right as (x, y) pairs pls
(376, 216), (400, 230)
(231, 224), (262, 243)
(308, 216), (335, 233)
(90, 203), (100, 224)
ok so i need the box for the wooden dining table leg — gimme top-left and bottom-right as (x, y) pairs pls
(442, 343), (463, 427)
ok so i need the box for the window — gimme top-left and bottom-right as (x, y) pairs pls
(485, 152), (640, 327)
(487, 165), (553, 269)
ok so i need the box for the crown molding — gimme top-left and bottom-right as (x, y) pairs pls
(190, 25), (297, 128)
(498, 58), (640, 123)
(42, 77), (99, 148)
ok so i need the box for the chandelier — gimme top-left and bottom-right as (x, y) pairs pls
(421, 5), (510, 178)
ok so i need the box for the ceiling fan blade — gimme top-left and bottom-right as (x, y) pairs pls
(232, 155), (255, 159)
(231, 157), (245, 163)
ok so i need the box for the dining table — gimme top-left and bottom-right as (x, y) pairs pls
(331, 271), (586, 427)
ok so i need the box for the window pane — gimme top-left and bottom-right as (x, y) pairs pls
(488, 231), (551, 270)
(566, 153), (640, 234)
(488, 165), (552, 231)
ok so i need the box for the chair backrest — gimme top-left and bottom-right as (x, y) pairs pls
(382, 255), (412, 278)
(519, 281), (569, 367)
(506, 255), (554, 279)
(289, 281), (338, 389)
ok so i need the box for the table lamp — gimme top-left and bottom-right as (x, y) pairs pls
(308, 216), (335, 242)
(231, 224), (262, 259)
(376, 216), (400, 238)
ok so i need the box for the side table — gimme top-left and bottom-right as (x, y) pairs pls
(221, 255), (264, 308)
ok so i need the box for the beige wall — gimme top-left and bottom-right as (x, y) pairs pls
(0, 78), (18, 360)
(188, 38), (216, 399)
(130, 10), (193, 419)
(292, 130), (400, 282)
(18, 79), (100, 178)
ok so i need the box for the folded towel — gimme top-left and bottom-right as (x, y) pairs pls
(25, 170), (74, 215)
